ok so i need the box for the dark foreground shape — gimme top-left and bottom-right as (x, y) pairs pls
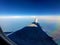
(0, 27), (17, 45)
(8, 22), (58, 45)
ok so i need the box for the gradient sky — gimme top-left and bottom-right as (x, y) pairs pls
(0, 0), (60, 44)
(0, 0), (60, 15)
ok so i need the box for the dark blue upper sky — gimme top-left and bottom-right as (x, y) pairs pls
(0, 0), (60, 16)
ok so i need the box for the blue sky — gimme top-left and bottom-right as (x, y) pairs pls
(0, 0), (60, 44)
(0, 0), (60, 15)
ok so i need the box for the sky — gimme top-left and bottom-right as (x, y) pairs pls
(0, 0), (60, 44)
(0, 0), (60, 15)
